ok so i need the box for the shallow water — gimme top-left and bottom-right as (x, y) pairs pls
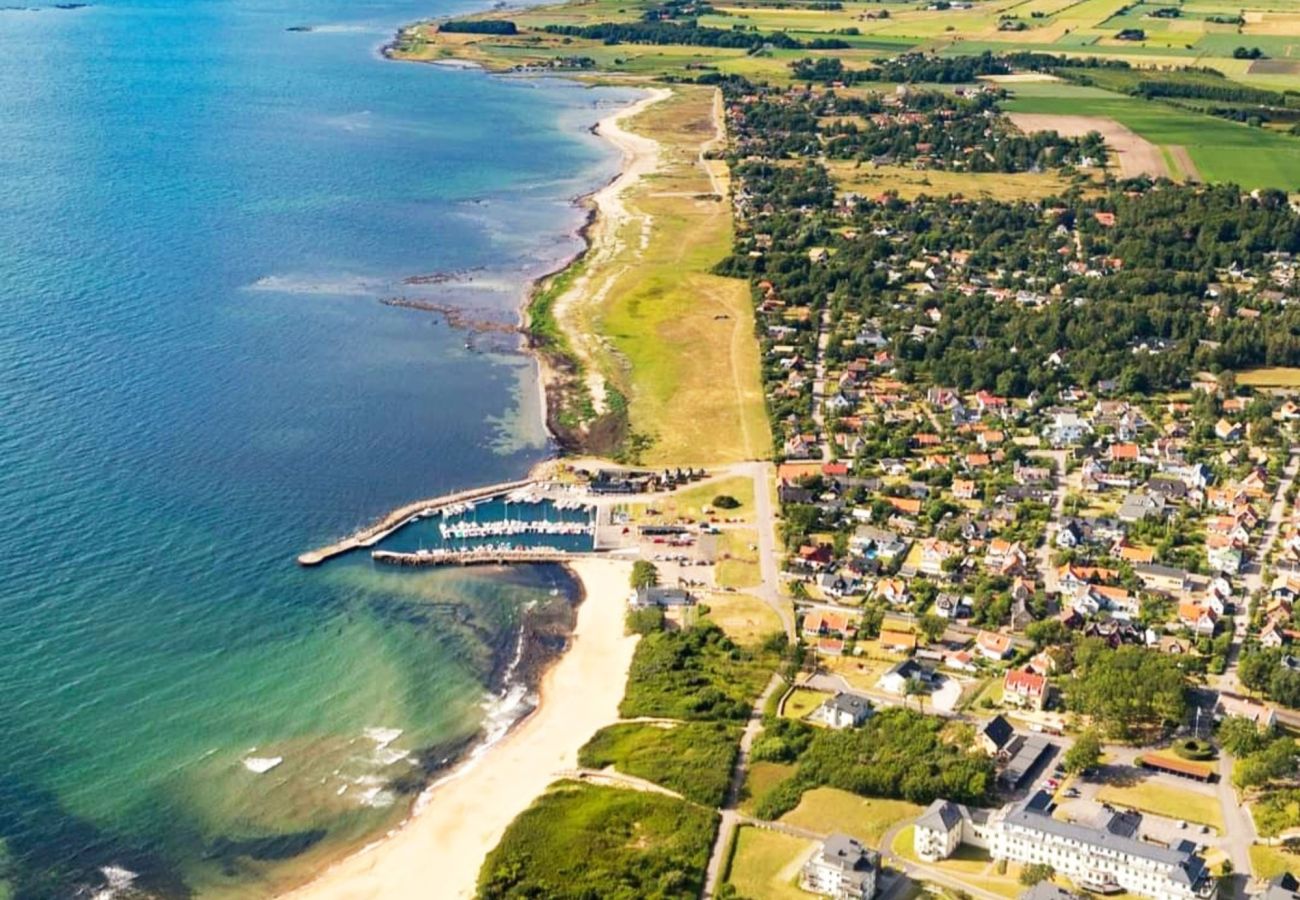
(0, 0), (636, 894)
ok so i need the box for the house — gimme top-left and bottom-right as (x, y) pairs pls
(1134, 563), (1191, 594)
(874, 577), (910, 606)
(1043, 411), (1092, 447)
(1119, 491), (1168, 523)
(1004, 668), (1049, 710)
(803, 610), (860, 640)
(630, 586), (696, 609)
(809, 692), (874, 730)
(1261, 622), (1290, 649)
(1178, 601), (1218, 637)
(801, 833), (879, 900)
(1215, 693), (1277, 729)
(976, 630), (1013, 661)
(879, 658), (937, 694)
(986, 539), (1028, 575)
(880, 629), (918, 654)
(1215, 418), (1243, 442)
(934, 592), (971, 620)
(918, 538), (961, 577)
(979, 714), (1016, 755)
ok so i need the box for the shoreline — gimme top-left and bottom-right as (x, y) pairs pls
(277, 53), (672, 900)
(279, 557), (638, 900)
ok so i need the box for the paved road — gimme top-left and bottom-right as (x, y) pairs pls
(810, 308), (833, 462)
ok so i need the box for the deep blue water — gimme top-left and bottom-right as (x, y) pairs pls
(0, 1), (635, 895)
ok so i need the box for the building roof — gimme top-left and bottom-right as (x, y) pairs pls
(1020, 883), (1082, 900)
(916, 798), (964, 833)
(823, 692), (873, 720)
(981, 714), (1015, 751)
(1000, 734), (1053, 788)
(1262, 873), (1300, 900)
(1003, 792), (1208, 886)
(815, 833), (878, 888)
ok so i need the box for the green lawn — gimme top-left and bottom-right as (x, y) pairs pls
(780, 787), (923, 845)
(725, 826), (818, 900)
(1096, 781), (1225, 832)
(783, 687), (833, 721)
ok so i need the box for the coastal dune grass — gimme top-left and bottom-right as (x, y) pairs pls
(595, 86), (772, 466)
(477, 780), (717, 899)
(578, 720), (741, 805)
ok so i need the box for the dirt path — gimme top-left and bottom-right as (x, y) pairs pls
(1168, 145), (1202, 182)
(1007, 112), (1170, 179)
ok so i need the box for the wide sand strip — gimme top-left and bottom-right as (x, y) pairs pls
(281, 557), (637, 900)
(548, 86), (671, 416)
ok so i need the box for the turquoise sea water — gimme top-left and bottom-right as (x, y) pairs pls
(0, 1), (636, 895)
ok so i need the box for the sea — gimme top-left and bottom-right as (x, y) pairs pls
(0, 0), (639, 895)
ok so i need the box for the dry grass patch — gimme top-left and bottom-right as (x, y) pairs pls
(705, 592), (785, 645)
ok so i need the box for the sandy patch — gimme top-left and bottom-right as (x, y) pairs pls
(1007, 112), (1169, 178)
(279, 558), (639, 900)
(1168, 145), (1201, 183)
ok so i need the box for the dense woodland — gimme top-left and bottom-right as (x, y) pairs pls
(542, 20), (849, 49)
(717, 78), (1300, 400)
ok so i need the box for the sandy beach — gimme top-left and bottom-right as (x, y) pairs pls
(280, 557), (637, 900)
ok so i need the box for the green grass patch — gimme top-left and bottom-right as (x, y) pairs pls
(782, 687), (833, 720)
(478, 780), (717, 899)
(724, 826), (817, 900)
(578, 721), (741, 806)
(780, 787), (923, 845)
(1096, 780), (1225, 832)
(741, 760), (799, 816)
(619, 622), (778, 721)
(1250, 842), (1300, 880)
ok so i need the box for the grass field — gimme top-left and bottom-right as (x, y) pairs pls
(631, 475), (756, 525)
(780, 788), (923, 845)
(782, 687), (833, 720)
(717, 528), (763, 589)
(594, 87), (772, 465)
(1250, 842), (1300, 880)
(740, 760), (798, 816)
(1236, 366), (1300, 388)
(725, 826), (818, 900)
(893, 825), (1027, 897)
(1096, 780), (1225, 832)
(704, 592), (786, 645)
(826, 160), (1088, 200)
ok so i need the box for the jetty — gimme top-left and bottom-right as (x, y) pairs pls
(371, 547), (598, 568)
(296, 478), (536, 567)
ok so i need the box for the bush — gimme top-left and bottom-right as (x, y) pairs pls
(1173, 738), (1216, 761)
(579, 722), (741, 806)
(713, 494), (741, 509)
(619, 624), (776, 721)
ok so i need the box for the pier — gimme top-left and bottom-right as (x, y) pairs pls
(371, 547), (600, 568)
(296, 478), (537, 566)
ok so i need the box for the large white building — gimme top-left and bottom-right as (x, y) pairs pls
(801, 833), (879, 900)
(914, 792), (1215, 900)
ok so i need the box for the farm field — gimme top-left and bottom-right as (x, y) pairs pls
(1003, 81), (1300, 188)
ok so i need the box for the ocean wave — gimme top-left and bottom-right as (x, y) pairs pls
(89, 865), (136, 900)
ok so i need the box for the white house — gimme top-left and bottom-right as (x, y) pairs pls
(801, 833), (879, 900)
(809, 692), (873, 730)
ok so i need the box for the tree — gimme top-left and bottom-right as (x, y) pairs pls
(1062, 729), (1103, 774)
(1217, 715), (1272, 757)
(1020, 863), (1055, 886)
(905, 677), (929, 713)
(712, 494), (741, 510)
(919, 614), (948, 644)
(631, 560), (659, 590)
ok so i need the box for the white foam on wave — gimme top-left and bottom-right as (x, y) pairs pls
(242, 756), (284, 774)
(363, 726), (403, 748)
(89, 865), (137, 900)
